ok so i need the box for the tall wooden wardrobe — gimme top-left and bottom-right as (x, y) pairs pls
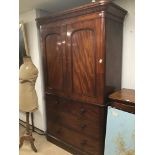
(36, 1), (127, 155)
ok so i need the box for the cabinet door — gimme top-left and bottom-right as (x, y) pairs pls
(66, 18), (104, 104)
(41, 25), (66, 96)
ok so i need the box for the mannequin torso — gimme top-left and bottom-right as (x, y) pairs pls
(19, 57), (38, 112)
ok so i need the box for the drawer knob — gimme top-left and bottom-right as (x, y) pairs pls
(55, 100), (59, 104)
(80, 108), (86, 114)
(80, 140), (87, 146)
(80, 124), (87, 129)
(45, 91), (52, 95)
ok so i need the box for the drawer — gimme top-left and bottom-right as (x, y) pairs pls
(46, 108), (101, 139)
(47, 123), (102, 155)
(61, 99), (101, 123)
(46, 95), (103, 139)
(46, 95), (101, 123)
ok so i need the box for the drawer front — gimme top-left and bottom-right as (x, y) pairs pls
(47, 123), (102, 155)
(46, 108), (100, 139)
(46, 95), (101, 122)
(46, 95), (103, 139)
(60, 98), (101, 122)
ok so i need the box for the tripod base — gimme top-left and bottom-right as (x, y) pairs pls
(19, 132), (37, 152)
(19, 112), (37, 152)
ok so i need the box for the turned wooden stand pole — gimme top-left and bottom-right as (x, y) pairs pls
(31, 112), (35, 132)
(26, 112), (30, 134)
(19, 112), (37, 152)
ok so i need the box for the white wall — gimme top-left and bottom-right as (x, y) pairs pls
(114, 0), (135, 89)
(19, 9), (47, 131)
(19, 0), (135, 131)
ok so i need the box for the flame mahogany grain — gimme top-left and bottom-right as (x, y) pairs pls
(37, 1), (127, 155)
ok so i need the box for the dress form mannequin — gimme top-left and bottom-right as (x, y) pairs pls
(19, 56), (38, 112)
(19, 56), (38, 152)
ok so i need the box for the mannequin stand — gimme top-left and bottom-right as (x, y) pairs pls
(19, 112), (37, 152)
(31, 112), (34, 132)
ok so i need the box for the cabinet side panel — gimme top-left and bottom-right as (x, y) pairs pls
(105, 19), (123, 101)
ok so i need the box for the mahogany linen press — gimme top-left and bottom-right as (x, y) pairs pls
(36, 1), (127, 155)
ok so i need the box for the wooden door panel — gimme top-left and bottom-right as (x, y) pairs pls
(41, 26), (66, 95)
(71, 29), (96, 97)
(45, 33), (63, 91)
(66, 18), (104, 104)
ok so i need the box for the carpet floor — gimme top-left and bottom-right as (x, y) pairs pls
(19, 125), (72, 155)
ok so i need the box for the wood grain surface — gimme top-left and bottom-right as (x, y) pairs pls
(37, 1), (127, 155)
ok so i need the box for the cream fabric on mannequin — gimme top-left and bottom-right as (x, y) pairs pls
(19, 57), (38, 112)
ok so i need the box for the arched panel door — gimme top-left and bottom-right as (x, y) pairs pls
(41, 25), (66, 96)
(66, 18), (104, 104)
